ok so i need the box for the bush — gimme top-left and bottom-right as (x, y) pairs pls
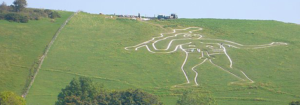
(44, 9), (52, 15)
(0, 13), (5, 19)
(106, 89), (163, 105)
(33, 9), (42, 13)
(290, 101), (300, 105)
(5, 13), (21, 22)
(4, 13), (28, 23)
(43, 9), (61, 19)
(32, 9), (47, 18)
(50, 11), (61, 19)
(176, 89), (216, 105)
(0, 91), (26, 105)
(20, 15), (28, 23)
(1, 9), (61, 23)
(26, 13), (40, 20)
(0, 2), (61, 23)
(56, 77), (163, 105)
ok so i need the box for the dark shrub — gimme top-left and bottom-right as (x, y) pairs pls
(1, 1), (61, 23)
(290, 101), (300, 105)
(33, 9), (42, 13)
(50, 11), (60, 19)
(32, 9), (47, 17)
(44, 9), (52, 15)
(0, 13), (5, 19)
(20, 15), (28, 23)
(5, 13), (20, 22)
(5, 13), (28, 23)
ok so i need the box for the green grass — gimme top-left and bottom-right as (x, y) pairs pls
(152, 19), (300, 104)
(12, 13), (300, 105)
(26, 12), (182, 104)
(0, 11), (73, 95)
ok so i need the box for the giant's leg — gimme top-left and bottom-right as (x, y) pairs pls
(191, 58), (208, 86)
(209, 53), (254, 84)
(174, 45), (208, 87)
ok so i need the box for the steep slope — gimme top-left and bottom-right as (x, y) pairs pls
(0, 11), (73, 95)
(26, 13), (300, 105)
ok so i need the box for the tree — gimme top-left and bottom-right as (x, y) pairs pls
(56, 76), (163, 105)
(12, 0), (27, 12)
(290, 100), (300, 105)
(0, 2), (8, 12)
(104, 89), (163, 105)
(55, 77), (98, 105)
(0, 91), (26, 105)
(176, 90), (216, 105)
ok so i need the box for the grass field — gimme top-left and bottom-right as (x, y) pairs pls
(0, 11), (73, 95)
(15, 12), (300, 105)
(153, 19), (300, 104)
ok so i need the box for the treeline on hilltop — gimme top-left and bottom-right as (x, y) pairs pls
(0, 0), (61, 23)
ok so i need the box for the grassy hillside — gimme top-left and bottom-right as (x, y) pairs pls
(25, 12), (300, 105)
(154, 19), (300, 104)
(0, 11), (73, 95)
(26, 12), (176, 104)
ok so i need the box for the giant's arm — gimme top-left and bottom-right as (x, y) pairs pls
(240, 42), (288, 49)
(200, 38), (287, 49)
(125, 33), (198, 53)
(125, 38), (191, 53)
(125, 27), (203, 52)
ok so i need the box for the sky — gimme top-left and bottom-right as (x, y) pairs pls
(2, 0), (299, 24)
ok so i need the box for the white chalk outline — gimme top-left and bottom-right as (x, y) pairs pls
(221, 45), (233, 68)
(180, 45), (191, 83)
(125, 27), (287, 86)
(191, 58), (208, 86)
